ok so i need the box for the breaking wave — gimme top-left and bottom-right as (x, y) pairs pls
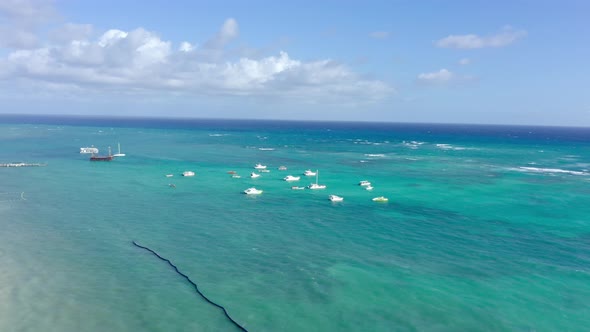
(513, 167), (589, 176)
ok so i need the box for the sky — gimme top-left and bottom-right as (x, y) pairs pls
(0, 0), (589, 126)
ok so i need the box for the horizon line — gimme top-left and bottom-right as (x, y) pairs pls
(0, 113), (588, 129)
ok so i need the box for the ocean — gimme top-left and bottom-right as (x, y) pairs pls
(0, 115), (589, 331)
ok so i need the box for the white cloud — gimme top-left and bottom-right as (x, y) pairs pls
(417, 68), (475, 86)
(98, 29), (128, 47)
(0, 18), (393, 103)
(204, 18), (239, 49)
(0, 0), (57, 49)
(48, 23), (93, 43)
(436, 26), (527, 49)
(369, 31), (390, 40)
(179, 42), (194, 52)
(417, 68), (454, 83)
(458, 58), (470, 65)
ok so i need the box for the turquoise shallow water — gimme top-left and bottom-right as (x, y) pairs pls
(0, 116), (589, 331)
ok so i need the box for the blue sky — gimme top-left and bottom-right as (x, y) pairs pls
(0, 0), (589, 125)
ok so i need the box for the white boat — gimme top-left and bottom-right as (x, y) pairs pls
(365, 185), (374, 191)
(165, 174), (174, 178)
(232, 175), (241, 178)
(304, 169), (317, 176)
(372, 196), (389, 202)
(308, 170), (326, 189)
(291, 186), (305, 190)
(283, 175), (300, 181)
(278, 166), (287, 171)
(329, 195), (344, 202)
(182, 171), (195, 177)
(254, 164), (267, 170)
(113, 143), (126, 157)
(244, 187), (263, 195)
(250, 172), (260, 178)
(359, 180), (371, 186)
(80, 147), (99, 154)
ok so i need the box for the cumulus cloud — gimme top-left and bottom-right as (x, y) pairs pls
(0, 18), (393, 102)
(436, 26), (527, 49)
(369, 31), (390, 39)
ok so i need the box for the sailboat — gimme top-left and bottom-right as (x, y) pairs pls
(113, 143), (125, 157)
(307, 170), (326, 189)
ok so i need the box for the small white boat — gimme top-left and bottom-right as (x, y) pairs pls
(80, 147), (99, 154)
(250, 172), (261, 178)
(232, 175), (241, 178)
(254, 164), (267, 170)
(372, 196), (388, 202)
(291, 186), (305, 190)
(365, 185), (374, 191)
(244, 187), (263, 195)
(359, 180), (371, 186)
(278, 166), (287, 171)
(283, 175), (300, 181)
(165, 174), (174, 178)
(304, 169), (317, 176)
(308, 170), (326, 189)
(182, 171), (195, 177)
(329, 195), (344, 202)
(113, 143), (126, 157)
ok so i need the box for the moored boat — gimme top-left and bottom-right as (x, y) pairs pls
(243, 187), (263, 195)
(329, 195), (344, 202)
(308, 170), (326, 189)
(304, 169), (317, 176)
(89, 146), (113, 161)
(113, 143), (125, 157)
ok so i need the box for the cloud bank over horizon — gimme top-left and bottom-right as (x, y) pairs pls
(0, 4), (394, 106)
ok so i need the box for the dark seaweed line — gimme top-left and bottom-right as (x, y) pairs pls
(132, 241), (249, 331)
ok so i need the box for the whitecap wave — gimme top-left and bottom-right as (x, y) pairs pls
(364, 154), (385, 157)
(402, 141), (425, 149)
(513, 167), (589, 176)
(435, 143), (472, 151)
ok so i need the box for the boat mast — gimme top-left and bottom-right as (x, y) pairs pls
(118, 143), (121, 154)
